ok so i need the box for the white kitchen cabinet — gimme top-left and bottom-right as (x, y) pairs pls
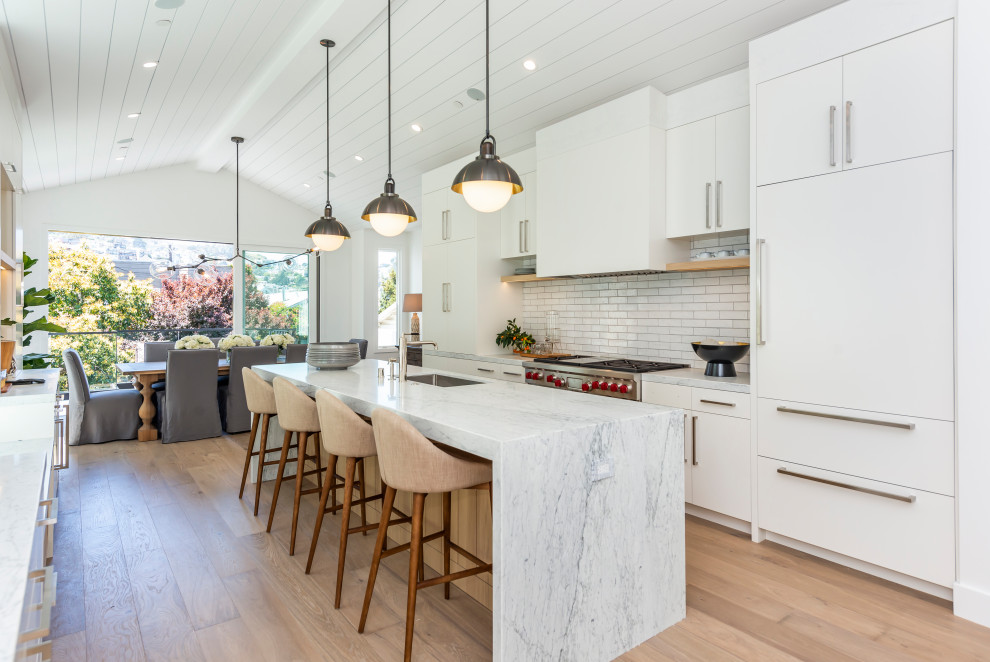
(756, 152), (953, 421)
(666, 106), (749, 238)
(500, 171), (537, 259)
(421, 187), (478, 248)
(422, 240), (478, 354)
(421, 243), (449, 348)
(421, 188), (446, 247)
(841, 20), (953, 171)
(689, 411), (751, 522)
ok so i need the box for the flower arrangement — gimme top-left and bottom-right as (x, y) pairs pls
(495, 319), (534, 352)
(260, 333), (295, 352)
(217, 333), (255, 351)
(175, 334), (215, 350)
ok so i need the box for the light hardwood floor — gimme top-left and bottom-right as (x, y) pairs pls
(50, 434), (990, 662)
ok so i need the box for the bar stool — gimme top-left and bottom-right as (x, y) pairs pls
(305, 391), (385, 608)
(268, 377), (325, 555)
(359, 408), (493, 662)
(238, 368), (288, 516)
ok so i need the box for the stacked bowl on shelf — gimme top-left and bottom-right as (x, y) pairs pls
(306, 342), (361, 370)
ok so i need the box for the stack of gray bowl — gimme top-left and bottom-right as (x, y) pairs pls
(306, 342), (361, 370)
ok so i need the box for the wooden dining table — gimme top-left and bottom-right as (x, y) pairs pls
(117, 359), (230, 442)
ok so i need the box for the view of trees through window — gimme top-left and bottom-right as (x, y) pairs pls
(377, 250), (399, 348)
(242, 250), (309, 344)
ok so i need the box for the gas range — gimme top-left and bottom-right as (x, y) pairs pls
(522, 356), (689, 401)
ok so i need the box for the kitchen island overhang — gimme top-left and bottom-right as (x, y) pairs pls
(253, 360), (685, 661)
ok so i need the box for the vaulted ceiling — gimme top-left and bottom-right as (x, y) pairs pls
(0, 0), (845, 229)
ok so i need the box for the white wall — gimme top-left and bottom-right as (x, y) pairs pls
(954, 0), (990, 628)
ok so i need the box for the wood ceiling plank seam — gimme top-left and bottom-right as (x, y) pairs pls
(0, 1), (41, 192)
(70, 0), (116, 188)
(156, 0), (264, 166)
(123, 0), (212, 173)
(142, 0), (239, 169)
(40, 1), (59, 188)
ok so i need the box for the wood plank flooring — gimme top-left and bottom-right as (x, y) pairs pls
(50, 435), (990, 661)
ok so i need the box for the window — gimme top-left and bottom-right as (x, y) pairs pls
(242, 251), (309, 344)
(377, 249), (399, 348)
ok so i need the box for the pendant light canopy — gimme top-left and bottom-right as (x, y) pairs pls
(305, 38), (350, 251)
(451, 0), (522, 213)
(362, 0), (416, 237)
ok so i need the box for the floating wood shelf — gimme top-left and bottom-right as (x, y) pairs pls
(500, 273), (557, 283)
(664, 257), (750, 272)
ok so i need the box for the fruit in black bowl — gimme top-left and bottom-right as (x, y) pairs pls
(691, 340), (750, 377)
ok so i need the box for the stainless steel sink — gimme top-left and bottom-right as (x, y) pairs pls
(406, 374), (482, 387)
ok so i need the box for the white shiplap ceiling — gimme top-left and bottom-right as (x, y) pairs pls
(0, 0), (846, 230)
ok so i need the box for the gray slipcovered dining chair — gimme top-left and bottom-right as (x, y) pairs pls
(157, 349), (223, 444)
(62, 349), (142, 445)
(284, 343), (308, 363)
(349, 338), (368, 359)
(220, 345), (279, 433)
(144, 341), (175, 393)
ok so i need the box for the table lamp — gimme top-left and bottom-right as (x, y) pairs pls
(403, 293), (422, 337)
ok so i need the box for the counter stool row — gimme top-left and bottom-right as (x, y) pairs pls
(239, 368), (493, 662)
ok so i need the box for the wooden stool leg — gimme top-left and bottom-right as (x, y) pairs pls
(289, 431), (308, 556)
(266, 430), (293, 533)
(253, 414), (272, 516)
(359, 485), (396, 634)
(442, 491), (452, 600)
(405, 493), (426, 662)
(313, 432), (324, 490)
(334, 457), (357, 609)
(239, 412), (260, 499)
(358, 458), (368, 535)
(306, 453), (338, 574)
(330, 455), (338, 513)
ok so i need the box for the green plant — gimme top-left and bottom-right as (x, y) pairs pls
(495, 318), (534, 352)
(1, 253), (67, 369)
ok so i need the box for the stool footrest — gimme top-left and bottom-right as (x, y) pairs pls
(380, 530), (444, 560)
(324, 492), (383, 515)
(447, 541), (487, 569)
(417, 563), (493, 591)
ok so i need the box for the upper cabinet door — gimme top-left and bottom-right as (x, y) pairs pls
(421, 243), (447, 346)
(666, 117), (715, 239)
(446, 190), (478, 243)
(842, 21), (954, 171)
(421, 188), (447, 247)
(714, 107), (750, 233)
(756, 58), (842, 186)
(523, 171), (537, 256)
(499, 171), (536, 259)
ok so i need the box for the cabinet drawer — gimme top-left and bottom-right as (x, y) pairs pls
(471, 362), (504, 379)
(421, 355), (450, 372)
(642, 382), (691, 409)
(691, 388), (750, 419)
(757, 457), (954, 587)
(494, 365), (525, 383)
(442, 358), (475, 376)
(758, 399), (954, 496)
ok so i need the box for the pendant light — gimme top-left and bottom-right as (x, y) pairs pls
(451, 0), (522, 213)
(361, 0), (417, 237)
(305, 38), (351, 251)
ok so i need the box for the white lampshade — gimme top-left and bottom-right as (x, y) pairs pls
(460, 179), (514, 213)
(312, 233), (346, 251)
(368, 212), (410, 237)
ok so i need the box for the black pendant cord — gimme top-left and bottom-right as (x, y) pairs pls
(386, 0), (393, 184)
(325, 39), (331, 209)
(485, 0), (490, 139)
(235, 141), (240, 255)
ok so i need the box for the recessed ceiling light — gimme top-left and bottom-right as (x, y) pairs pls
(354, 155), (364, 161)
(117, 138), (134, 144)
(452, 100), (464, 110)
(155, 19), (172, 27)
(143, 61), (158, 68)
(115, 156), (125, 161)
(303, 183), (311, 188)
(154, 0), (185, 8)
(466, 87), (485, 101)
(127, 112), (141, 118)
(523, 59), (537, 71)
(410, 123), (423, 132)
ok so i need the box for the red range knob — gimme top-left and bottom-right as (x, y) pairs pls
(610, 383), (619, 392)
(555, 379), (563, 387)
(599, 382), (610, 390)
(534, 373), (542, 380)
(591, 380), (600, 389)
(525, 372), (533, 379)
(619, 384), (629, 394)
(581, 383), (590, 392)
(546, 374), (555, 383)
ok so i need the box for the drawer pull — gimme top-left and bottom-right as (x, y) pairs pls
(502, 371), (521, 377)
(776, 406), (915, 430)
(477, 368), (495, 373)
(37, 498), (58, 527)
(777, 467), (916, 503)
(691, 415), (698, 466)
(18, 567), (57, 644)
(699, 399), (735, 407)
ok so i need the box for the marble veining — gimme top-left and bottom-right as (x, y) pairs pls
(0, 437), (51, 662)
(254, 361), (686, 661)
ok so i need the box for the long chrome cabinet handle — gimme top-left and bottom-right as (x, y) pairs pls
(776, 406), (915, 430)
(705, 183), (712, 229)
(777, 467), (916, 503)
(755, 238), (766, 345)
(446, 283), (452, 312)
(519, 221), (524, 254)
(699, 399), (735, 407)
(845, 101), (852, 164)
(502, 371), (521, 377)
(683, 414), (688, 463)
(524, 219), (530, 253)
(716, 181), (723, 228)
(477, 367), (495, 373)
(441, 284), (447, 312)
(691, 415), (698, 466)
(829, 105), (836, 166)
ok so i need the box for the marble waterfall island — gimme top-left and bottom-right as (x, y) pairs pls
(254, 361), (685, 662)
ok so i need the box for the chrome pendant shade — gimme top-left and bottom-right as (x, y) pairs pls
(362, 0), (416, 237)
(305, 38), (350, 251)
(451, 0), (522, 213)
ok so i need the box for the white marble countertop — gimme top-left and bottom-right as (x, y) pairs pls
(0, 437), (50, 662)
(422, 348), (527, 366)
(0, 369), (61, 406)
(254, 360), (677, 460)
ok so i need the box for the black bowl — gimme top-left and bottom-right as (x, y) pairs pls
(691, 342), (750, 377)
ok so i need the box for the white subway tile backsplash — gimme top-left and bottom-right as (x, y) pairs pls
(522, 233), (751, 371)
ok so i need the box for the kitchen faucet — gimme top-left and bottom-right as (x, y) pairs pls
(399, 335), (437, 381)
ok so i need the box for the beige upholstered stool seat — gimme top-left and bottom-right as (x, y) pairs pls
(238, 368), (285, 516)
(268, 377), (325, 555)
(359, 408), (493, 662)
